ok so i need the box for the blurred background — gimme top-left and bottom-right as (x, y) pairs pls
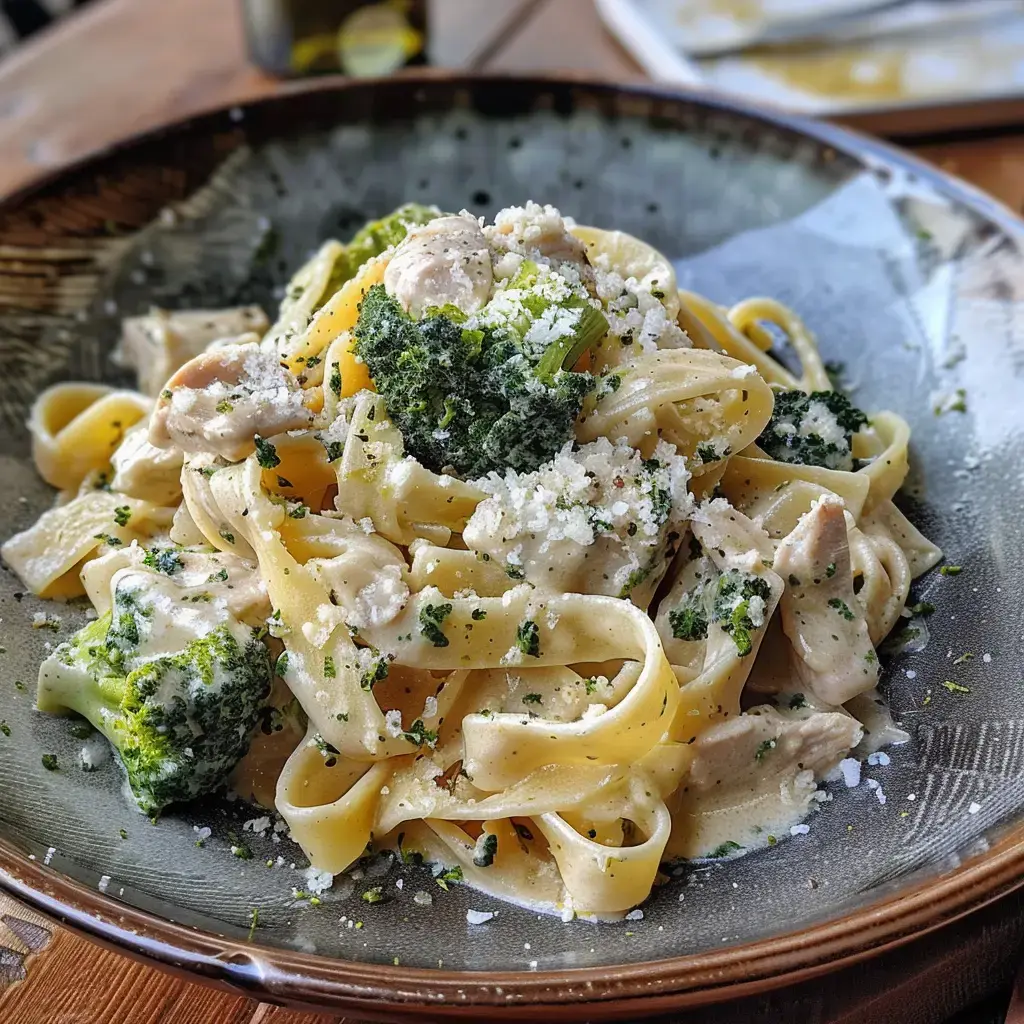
(1, 0), (1021, 211)
(3, 1), (1024, 118)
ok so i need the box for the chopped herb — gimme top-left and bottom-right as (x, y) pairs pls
(911, 601), (936, 617)
(788, 693), (807, 709)
(708, 840), (743, 858)
(755, 737), (777, 761)
(119, 828), (128, 839)
(253, 434), (280, 469)
(397, 834), (424, 865)
(113, 505), (132, 527)
(436, 865), (463, 890)
(215, 398), (234, 414)
(287, 504), (309, 519)
(247, 908), (260, 941)
(93, 533), (123, 547)
(941, 680), (971, 694)
(939, 565), (962, 576)
(934, 388), (967, 415)
(472, 833), (498, 867)
(160, 388), (173, 401)
(828, 597), (855, 621)
(362, 886), (385, 904)
(695, 442), (719, 463)
(596, 373), (622, 401)
(41, 754), (59, 771)
(232, 845), (253, 860)
(521, 693), (542, 705)
(825, 562), (837, 578)
(419, 603), (453, 647)
(142, 547), (184, 575)
(276, 652), (289, 676)
(0, 721), (9, 737)
(403, 719), (438, 749)
(14, 681), (25, 691)
(219, 527), (236, 545)
(865, 649), (878, 664)
(360, 651), (392, 691)
(329, 367), (341, 397)
(207, 568), (229, 584)
(312, 734), (340, 757)
(584, 677), (599, 695)
(471, 609), (487, 621)
(515, 620), (541, 658)
(953, 652), (974, 665)
(321, 438), (344, 462)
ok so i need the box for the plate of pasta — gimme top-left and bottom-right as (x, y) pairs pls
(1, 76), (1023, 1019)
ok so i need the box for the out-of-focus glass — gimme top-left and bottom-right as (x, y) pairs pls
(242, 0), (428, 77)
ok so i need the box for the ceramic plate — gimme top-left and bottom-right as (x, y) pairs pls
(2, 74), (1024, 1020)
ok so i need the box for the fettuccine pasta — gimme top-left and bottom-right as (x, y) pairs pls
(3, 201), (941, 920)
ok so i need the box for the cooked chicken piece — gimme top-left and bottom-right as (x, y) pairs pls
(117, 306), (269, 397)
(485, 202), (594, 287)
(149, 342), (314, 461)
(686, 705), (863, 795)
(384, 214), (492, 317)
(109, 422), (183, 505)
(668, 704), (863, 860)
(773, 495), (879, 706)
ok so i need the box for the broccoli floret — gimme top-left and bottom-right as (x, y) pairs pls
(37, 577), (272, 814)
(353, 282), (606, 478)
(319, 203), (440, 308)
(757, 390), (868, 471)
(669, 568), (771, 657)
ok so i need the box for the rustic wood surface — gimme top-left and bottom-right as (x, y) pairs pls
(1, 1), (1024, 1022)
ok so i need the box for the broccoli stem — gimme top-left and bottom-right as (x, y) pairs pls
(533, 303), (608, 383)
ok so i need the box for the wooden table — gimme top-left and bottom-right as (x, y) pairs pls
(2, 2), (1024, 1022)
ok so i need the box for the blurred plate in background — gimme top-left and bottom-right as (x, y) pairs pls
(599, 0), (1024, 133)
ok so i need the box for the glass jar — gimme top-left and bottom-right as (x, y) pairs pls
(242, 0), (429, 77)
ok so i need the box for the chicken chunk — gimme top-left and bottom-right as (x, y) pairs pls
(670, 704), (863, 859)
(149, 342), (314, 461)
(485, 201), (593, 287)
(686, 705), (863, 795)
(773, 495), (879, 706)
(383, 214), (492, 317)
(109, 422), (184, 505)
(117, 306), (269, 397)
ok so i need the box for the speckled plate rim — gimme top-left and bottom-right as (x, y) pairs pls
(2, 71), (1024, 1019)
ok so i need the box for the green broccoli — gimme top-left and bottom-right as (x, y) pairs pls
(669, 568), (771, 657)
(37, 576), (272, 814)
(352, 277), (607, 478)
(318, 203), (440, 309)
(757, 390), (868, 471)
